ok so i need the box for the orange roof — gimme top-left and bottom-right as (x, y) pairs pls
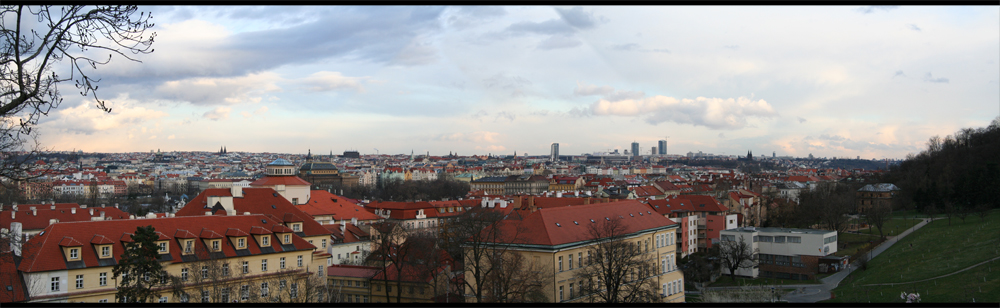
(18, 215), (315, 273)
(1, 205), (130, 230)
(177, 188), (331, 238)
(485, 200), (676, 247)
(295, 190), (380, 222)
(250, 175), (311, 186)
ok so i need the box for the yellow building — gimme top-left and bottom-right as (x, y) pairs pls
(464, 200), (685, 303)
(15, 215), (325, 303)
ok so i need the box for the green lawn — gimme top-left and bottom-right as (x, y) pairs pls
(825, 210), (1000, 303)
(835, 232), (882, 257)
(857, 218), (922, 238)
(708, 276), (820, 287)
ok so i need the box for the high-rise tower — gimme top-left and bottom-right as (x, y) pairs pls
(658, 140), (667, 155)
(550, 143), (559, 161)
(631, 141), (640, 157)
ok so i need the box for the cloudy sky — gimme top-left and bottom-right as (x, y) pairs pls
(32, 6), (1000, 159)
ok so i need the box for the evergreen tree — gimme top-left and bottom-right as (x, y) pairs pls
(113, 225), (166, 303)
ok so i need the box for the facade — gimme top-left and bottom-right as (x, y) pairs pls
(15, 215), (322, 303)
(719, 227), (838, 280)
(327, 265), (376, 303)
(464, 200), (685, 303)
(469, 175), (548, 195)
(250, 159), (311, 205)
(658, 140), (667, 155)
(631, 142), (640, 157)
(856, 183), (899, 212)
(550, 143), (559, 161)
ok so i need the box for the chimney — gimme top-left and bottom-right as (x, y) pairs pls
(9, 211), (13, 219)
(50, 205), (56, 210)
(9, 222), (22, 256)
(31, 207), (36, 216)
(227, 209), (236, 216)
(169, 213), (175, 218)
(204, 211), (212, 216)
(340, 219), (346, 233)
(48, 218), (59, 225)
(101, 204), (106, 208)
(351, 217), (357, 225)
(71, 208), (76, 214)
(80, 204), (87, 208)
(243, 212), (251, 215)
(100, 211), (105, 219)
(89, 208), (94, 215)
(231, 185), (243, 198)
(115, 203), (119, 209)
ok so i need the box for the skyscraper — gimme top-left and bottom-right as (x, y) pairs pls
(550, 143), (559, 161)
(658, 140), (667, 155)
(631, 141), (639, 157)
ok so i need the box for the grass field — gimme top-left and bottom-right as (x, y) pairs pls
(708, 276), (820, 287)
(857, 218), (921, 238)
(835, 232), (882, 257)
(825, 210), (1000, 303)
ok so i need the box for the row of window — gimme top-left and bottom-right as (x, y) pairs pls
(757, 254), (806, 268)
(656, 232), (674, 248)
(373, 284), (425, 295)
(662, 279), (682, 297)
(558, 252), (586, 272)
(52, 256), (306, 292)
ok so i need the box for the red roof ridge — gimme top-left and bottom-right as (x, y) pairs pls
(89, 234), (114, 245)
(174, 229), (197, 239)
(199, 228), (224, 239)
(58, 236), (83, 247)
(249, 226), (272, 235)
(225, 228), (249, 237)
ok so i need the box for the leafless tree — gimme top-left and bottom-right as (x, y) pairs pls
(864, 203), (892, 239)
(943, 201), (956, 226)
(1, 5), (155, 180)
(368, 220), (410, 303)
(453, 206), (527, 303)
(483, 251), (551, 303)
(575, 217), (659, 303)
(975, 203), (990, 222)
(718, 235), (758, 282)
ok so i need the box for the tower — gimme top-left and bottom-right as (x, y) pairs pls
(631, 141), (640, 157)
(658, 139), (668, 155)
(550, 143), (559, 161)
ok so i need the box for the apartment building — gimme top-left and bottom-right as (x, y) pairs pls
(464, 200), (685, 303)
(15, 215), (322, 303)
(719, 227), (839, 280)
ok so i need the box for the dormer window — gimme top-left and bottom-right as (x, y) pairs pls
(291, 223), (301, 232)
(212, 240), (220, 251)
(70, 248), (79, 259)
(283, 234), (291, 244)
(184, 240), (194, 254)
(158, 242), (168, 253)
(262, 236), (270, 246)
(101, 246), (111, 258)
(238, 238), (246, 249)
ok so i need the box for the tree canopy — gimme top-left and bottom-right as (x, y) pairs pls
(113, 225), (165, 303)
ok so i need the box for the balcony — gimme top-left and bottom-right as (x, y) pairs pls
(697, 225), (707, 230)
(697, 233), (706, 239)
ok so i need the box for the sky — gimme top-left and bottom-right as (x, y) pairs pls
(24, 6), (1000, 159)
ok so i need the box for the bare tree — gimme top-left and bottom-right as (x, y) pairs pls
(483, 251), (551, 303)
(575, 217), (659, 303)
(975, 203), (991, 222)
(454, 206), (527, 303)
(1, 5), (155, 180)
(368, 220), (410, 303)
(718, 235), (758, 282)
(864, 203), (892, 239)
(943, 201), (956, 226)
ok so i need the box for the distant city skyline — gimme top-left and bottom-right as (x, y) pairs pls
(30, 6), (999, 159)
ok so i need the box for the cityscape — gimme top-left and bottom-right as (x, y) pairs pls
(1, 5), (998, 304)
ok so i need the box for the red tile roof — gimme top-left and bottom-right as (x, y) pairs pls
(250, 175), (311, 186)
(18, 215), (316, 273)
(327, 264), (378, 278)
(0, 253), (27, 303)
(1, 205), (130, 231)
(486, 200), (677, 247)
(177, 188), (331, 238)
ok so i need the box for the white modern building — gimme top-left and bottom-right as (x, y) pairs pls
(719, 227), (839, 280)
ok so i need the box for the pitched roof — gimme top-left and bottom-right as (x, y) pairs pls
(487, 200), (677, 248)
(176, 188), (331, 237)
(327, 264), (378, 279)
(1, 205), (130, 231)
(295, 190), (380, 222)
(249, 175), (311, 186)
(18, 215), (316, 273)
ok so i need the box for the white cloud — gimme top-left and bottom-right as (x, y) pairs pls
(435, 131), (502, 143)
(47, 96), (168, 135)
(203, 107), (232, 121)
(299, 71), (366, 92)
(590, 96), (777, 130)
(156, 72), (283, 106)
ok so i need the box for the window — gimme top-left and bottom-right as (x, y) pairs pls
(99, 299), (108, 303)
(297, 255), (303, 267)
(292, 223), (301, 232)
(363, 295), (368, 303)
(181, 268), (189, 281)
(578, 252), (582, 268)
(559, 286), (564, 301)
(101, 246), (110, 257)
(158, 242), (167, 253)
(280, 257), (286, 269)
(279, 280), (286, 290)
(212, 240), (220, 251)
(202, 290), (210, 303)
(587, 251), (591, 265)
(160, 296), (168, 303)
(290, 283), (298, 298)
(260, 282), (269, 298)
(262, 259), (268, 271)
(760, 236), (773, 242)
(202, 266), (209, 279)
(789, 236), (802, 243)
(419, 287), (425, 294)
(387, 285), (392, 292)
(180, 293), (189, 303)
(222, 263), (230, 276)
(242, 261), (249, 274)
(99, 273), (107, 286)
(238, 238), (245, 248)
(76, 274), (84, 289)
(722, 235), (736, 242)
(318, 265), (323, 277)
(569, 254), (573, 269)
(221, 288), (230, 302)
(240, 285), (249, 301)
(663, 283), (668, 297)
(284, 234), (291, 244)
(825, 235), (837, 244)
(69, 248), (79, 259)
(322, 239), (326, 248)
(185, 240), (193, 253)
(775, 236), (786, 243)
(662, 258), (667, 274)
(143, 273), (150, 281)
(292, 198), (298, 205)
(262, 236), (270, 246)
(558, 256), (563, 271)
(569, 282), (574, 299)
